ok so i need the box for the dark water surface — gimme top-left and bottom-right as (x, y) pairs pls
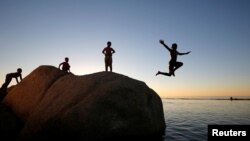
(162, 98), (250, 141)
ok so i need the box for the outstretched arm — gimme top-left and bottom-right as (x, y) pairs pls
(159, 40), (171, 52)
(177, 51), (191, 55)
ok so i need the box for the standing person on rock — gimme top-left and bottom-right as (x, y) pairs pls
(102, 41), (115, 72)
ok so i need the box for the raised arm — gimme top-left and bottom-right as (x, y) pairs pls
(159, 40), (171, 52)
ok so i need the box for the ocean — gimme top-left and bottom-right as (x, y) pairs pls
(161, 97), (250, 141)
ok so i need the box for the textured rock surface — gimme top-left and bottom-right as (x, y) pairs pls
(3, 65), (165, 140)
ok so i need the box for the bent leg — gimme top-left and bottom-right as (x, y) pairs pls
(1, 83), (8, 90)
(174, 62), (183, 72)
(1, 76), (12, 89)
(156, 71), (171, 76)
(169, 63), (175, 76)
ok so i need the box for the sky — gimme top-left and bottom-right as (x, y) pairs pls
(1, 0), (250, 97)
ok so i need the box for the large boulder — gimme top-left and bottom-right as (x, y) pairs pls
(3, 65), (165, 140)
(0, 103), (23, 141)
(3, 66), (66, 121)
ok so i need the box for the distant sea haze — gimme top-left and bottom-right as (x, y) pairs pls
(162, 98), (250, 141)
(161, 96), (250, 100)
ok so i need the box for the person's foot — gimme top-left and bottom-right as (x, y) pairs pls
(172, 72), (175, 77)
(156, 71), (160, 76)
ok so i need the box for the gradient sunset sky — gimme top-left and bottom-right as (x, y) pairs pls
(1, 0), (250, 97)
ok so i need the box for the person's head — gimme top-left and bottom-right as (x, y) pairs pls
(65, 57), (69, 62)
(17, 68), (22, 74)
(107, 41), (112, 47)
(172, 43), (177, 50)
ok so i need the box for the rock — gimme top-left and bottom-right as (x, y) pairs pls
(0, 86), (23, 141)
(0, 86), (16, 102)
(0, 103), (23, 141)
(3, 65), (165, 140)
(0, 88), (7, 102)
(3, 66), (66, 121)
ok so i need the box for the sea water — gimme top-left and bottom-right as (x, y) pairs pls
(162, 97), (250, 141)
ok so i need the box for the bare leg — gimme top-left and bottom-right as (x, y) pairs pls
(105, 57), (108, 71)
(169, 65), (175, 76)
(110, 58), (113, 72)
(156, 71), (171, 76)
(110, 65), (112, 72)
(105, 65), (108, 71)
(1, 76), (12, 89)
(1, 83), (8, 90)
(173, 62), (183, 74)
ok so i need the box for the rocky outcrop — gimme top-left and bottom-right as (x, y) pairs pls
(3, 66), (66, 121)
(0, 103), (23, 141)
(3, 65), (165, 140)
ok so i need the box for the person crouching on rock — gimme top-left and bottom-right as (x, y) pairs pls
(59, 57), (71, 73)
(1, 68), (23, 90)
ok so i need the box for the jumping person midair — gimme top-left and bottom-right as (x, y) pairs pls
(156, 39), (191, 77)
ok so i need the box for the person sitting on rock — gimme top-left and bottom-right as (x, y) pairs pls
(1, 68), (23, 90)
(59, 57), (70, 73)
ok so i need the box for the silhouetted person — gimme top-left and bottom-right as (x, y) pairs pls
(156, 39), (191, 76)
(59, 57), (70, 73)
(102, 41), (115, 72)
(1, 68), (22, 90)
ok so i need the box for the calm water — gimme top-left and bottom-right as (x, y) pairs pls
(162, 98), (250, 141)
